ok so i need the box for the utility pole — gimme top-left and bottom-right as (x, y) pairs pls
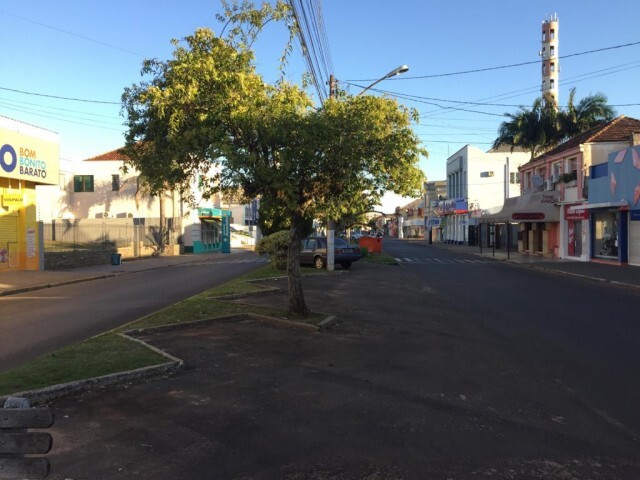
(326, 74), (337, 271)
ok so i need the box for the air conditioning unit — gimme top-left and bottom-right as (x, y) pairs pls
(545, 179), (554, 191)
(102, 211), (110, 218)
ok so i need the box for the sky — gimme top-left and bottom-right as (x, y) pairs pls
(1, 0), (639, 212)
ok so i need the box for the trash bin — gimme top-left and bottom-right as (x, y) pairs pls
(110, 253), (122, 266)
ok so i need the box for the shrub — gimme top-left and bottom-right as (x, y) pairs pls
(359, 246), (369, 257)
(256, 230), (291, 270)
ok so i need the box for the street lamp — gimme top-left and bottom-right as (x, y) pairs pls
(356, 65), (409, 97)
(326, 64), (409, 271)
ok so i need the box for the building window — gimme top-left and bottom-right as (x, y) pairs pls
(550, 46), (555, 57)
(550, 29), (555, 40)
(550, 79), (555, 89)
(73, 175), (94, 192)
(591, 163), (608, 179)
(112, 174), (120, 192)
(509, 172), (520, 184)
(550, 62), (555, 73)
(594, 211), (618, 259)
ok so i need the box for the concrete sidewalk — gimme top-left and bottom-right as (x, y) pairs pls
(0, 249), (248, 297)
(408, 239), (640, 291)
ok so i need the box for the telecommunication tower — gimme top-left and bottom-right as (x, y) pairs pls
(540, 14), (559, 105)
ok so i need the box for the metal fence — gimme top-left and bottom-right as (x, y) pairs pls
(42, 218), (181, 254)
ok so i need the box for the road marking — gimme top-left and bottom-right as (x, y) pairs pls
(396, 257), (496, 265)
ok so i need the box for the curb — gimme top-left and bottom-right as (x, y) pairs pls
(0, 274), (117, 297)
(0, 361), (182, 407)
(0, 311), (332, 405)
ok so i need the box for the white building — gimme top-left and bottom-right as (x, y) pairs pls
(442, 144), (529, 244)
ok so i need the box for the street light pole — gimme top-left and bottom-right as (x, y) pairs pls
(326, 65), (409, 271)
(356, 65), (409, 97)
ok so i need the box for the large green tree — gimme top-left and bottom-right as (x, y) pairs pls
(122, 21), (424, 316)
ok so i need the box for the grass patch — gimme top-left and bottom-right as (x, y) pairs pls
(0, 334), (164, 396)
(0, 263), (328, 397)
(361, 252), (399, 265)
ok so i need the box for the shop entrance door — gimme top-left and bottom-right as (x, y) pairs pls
(0, 215), (18, 269)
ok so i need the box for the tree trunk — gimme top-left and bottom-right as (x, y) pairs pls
(158, 191), (166, 255)
(287, 221), (309, 317)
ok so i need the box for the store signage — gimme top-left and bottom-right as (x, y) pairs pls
(426, 217), (441, 228)
(0, 128), (59, 185)
(512, 212), (545, 221)
(565, 205), (589, 220)
(1, 194), (23, 207)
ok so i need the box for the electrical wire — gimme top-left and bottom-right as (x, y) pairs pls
(345, 40), (640, 82)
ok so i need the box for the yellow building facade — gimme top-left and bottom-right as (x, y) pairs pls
(0, 116), (59, 271)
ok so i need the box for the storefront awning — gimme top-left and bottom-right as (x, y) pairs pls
(568, 200), (628, 212)
(480, 191), (560, 223)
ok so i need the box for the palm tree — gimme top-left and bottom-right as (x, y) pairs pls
(494, 89), (616, 159)
(494, 94), (559, 159)
(559, 87), (616, 140)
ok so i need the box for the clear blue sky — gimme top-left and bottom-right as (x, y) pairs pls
(1, 1), (639, 211)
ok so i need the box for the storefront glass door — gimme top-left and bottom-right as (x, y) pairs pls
(594, 211), (618, 259)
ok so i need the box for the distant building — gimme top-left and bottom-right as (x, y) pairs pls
(483, 116), (640, 260)
(441, 144), (529, 245)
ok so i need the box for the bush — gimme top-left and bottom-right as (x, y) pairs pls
(359, 246), (369, 257)
(256, 230), (291, 270)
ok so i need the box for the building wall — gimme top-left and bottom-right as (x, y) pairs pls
(444, 145), (528, 244)
(65, 160), (181, 220)
(1, 117), (59, 271)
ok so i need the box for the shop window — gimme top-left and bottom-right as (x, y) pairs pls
(73, 175), (94, 192)
(594, 211), (618, 259)
(590, 163), (608, 179)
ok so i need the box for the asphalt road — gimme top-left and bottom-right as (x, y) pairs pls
(0, 251), (265, 372)
(45, 239), (640, 479)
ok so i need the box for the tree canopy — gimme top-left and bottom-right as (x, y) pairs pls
(121, 26), (426, 315)
(494, 89), (616, 159)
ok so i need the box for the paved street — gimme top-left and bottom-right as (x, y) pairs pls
(40, 239), (640, 479)
(0, 250), (266, 371)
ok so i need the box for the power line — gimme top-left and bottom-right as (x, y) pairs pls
(0, 10), (146, 57)
(345, 40), (640, 82)
(0, 86), (120, 105)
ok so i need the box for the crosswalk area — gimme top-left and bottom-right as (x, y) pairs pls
(395, 257), (497, 265)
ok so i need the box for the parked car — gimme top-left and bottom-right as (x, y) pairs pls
(300, 236), (362, 270)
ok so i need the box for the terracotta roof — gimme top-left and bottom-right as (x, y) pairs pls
(84, 147), (130, 161)
(522, 116), (640, 167)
